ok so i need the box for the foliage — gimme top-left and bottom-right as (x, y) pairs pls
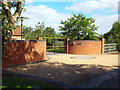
(43, 27), (56, 45)
(59, 13), (98, 40)
(23, 22), (57, 46)
(104, 21), (120, 51)
(30, 22), (45, 40)
(22, 26), (33, 39)
(23, 22), (45, 40)
(99, 34), (104, 38)
(35, 22), (45, 36)
(117, 41), (120, 51)
(2, 1), (25, 56)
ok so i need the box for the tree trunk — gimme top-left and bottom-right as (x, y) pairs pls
(78, 35), (80, 40)
(3, 1), (22, 22)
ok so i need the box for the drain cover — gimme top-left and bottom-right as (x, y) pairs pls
(70, 56), (96, 59)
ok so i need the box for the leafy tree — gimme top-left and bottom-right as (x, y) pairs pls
(43, 27), (56, 45)
(2, 1), (25, 56)
(59, 13), (98, 40)
(30, 22), (45, 40)
(22, 26), (33, 39)
(99, 34), (104, 38)
(104, 21), (120, 51)
(43, 27), (56, 37)
(35, 22), (45, 36)
(104, 21), (120, 43)
(23, 22), (45, 40)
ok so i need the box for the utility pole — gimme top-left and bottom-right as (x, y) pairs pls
(21, 17), (23, 40)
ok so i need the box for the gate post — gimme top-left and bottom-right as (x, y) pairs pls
(65, 38), (70, 54)
(101, 38), (104, 54)
(38, 37), (43, 40)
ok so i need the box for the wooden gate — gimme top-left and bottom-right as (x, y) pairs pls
(43, 37), (65, 54)
(104, 43), (118, 53)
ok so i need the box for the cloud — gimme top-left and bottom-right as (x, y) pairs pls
(15, 2), (118, 34)
(51, 24), (64, 33)
(25, 0), (33, 3)
(66, 1), (99, 13)
(93, 14), (118, 34)
(19, 5), (71, 32)
(66, 0), (119, 13)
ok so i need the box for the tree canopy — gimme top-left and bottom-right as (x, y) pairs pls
(43, 27), (56, 45)
(104, 21), (120, 43)
(2, 1), (25, 56)
(22, 26), (33, 39)
(59, 13), (98, 40)
(104, 21), (120, 51)
(22, 22), (57, 45)
(2, 1), (25, 39)
(43, 27), (56, 37)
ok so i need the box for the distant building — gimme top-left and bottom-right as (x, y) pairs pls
(12, 26), (22, 40)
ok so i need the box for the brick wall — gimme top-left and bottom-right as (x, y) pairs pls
(2, 40), (46, 67)
(65, 38), (104, 55)
(12, 36), (21, 40)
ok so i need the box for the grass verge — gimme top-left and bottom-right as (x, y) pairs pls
(47, 48), (65, 53)
(1, 76), (57, 88)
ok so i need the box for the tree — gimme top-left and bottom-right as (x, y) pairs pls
(35, 22), (45, 36)
(29, 22), (45, 40)
(59, 13), (98, 40)
(104, 21), (120, 43)
(2, 1), (25, 38)
(43, 27), (56, 45)
(2, 1), (25, 56)
(22, 22), (45, 40)
(43, 27), (56, 37)
(104, 21), (120, 51)
(99, 34), (104, 38)
(22, 26), (33, 39)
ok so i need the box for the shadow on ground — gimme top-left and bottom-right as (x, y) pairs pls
(2, 61), (118, 87)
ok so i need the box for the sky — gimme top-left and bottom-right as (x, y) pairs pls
(16, 0), (119, 34)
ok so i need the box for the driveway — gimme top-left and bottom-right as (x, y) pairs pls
(2, 52), (119, 87)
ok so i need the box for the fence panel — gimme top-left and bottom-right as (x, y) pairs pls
(104, 43), (118, 53)
(43, 37), (65, 53)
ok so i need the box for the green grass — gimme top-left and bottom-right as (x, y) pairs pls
(47, 48), (65, 53)
(1, 76), (57, 88)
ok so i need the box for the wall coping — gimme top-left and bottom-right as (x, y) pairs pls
(8, 40), (46, 42)
(70, 40), (101, 42)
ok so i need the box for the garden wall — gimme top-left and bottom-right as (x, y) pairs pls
(2, 40), (46, 67)
(65, 38), (104, 55)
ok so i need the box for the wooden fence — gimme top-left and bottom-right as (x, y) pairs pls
(104, 43), (118, 53)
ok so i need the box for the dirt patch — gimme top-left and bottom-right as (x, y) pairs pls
(2, 53), (119, 87)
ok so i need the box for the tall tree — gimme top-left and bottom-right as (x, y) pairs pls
(2, 0), (25, 55)
(59, 13), (98, 40)
(29, 22), (45, 40)
(22, 22), (45, 40)
(104, 21), (120, 51)
(2, 1), (25, 38)
(43, 27), (56, 45)
(22, 26), (33, 39)
(35, 22), (45, 36)
(104, 21), (120, 43)
(43, 27), (56, 37)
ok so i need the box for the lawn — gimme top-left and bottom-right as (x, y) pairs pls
(47, 48), (65, 53)
(1, 76), (57, 88)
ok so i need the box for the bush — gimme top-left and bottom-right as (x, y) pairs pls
(116, 42), (120, 51)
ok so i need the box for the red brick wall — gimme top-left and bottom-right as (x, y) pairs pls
(2, 40), (46, 67)
(65, 38), (70, 54)
(65, 39), (104, 55)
